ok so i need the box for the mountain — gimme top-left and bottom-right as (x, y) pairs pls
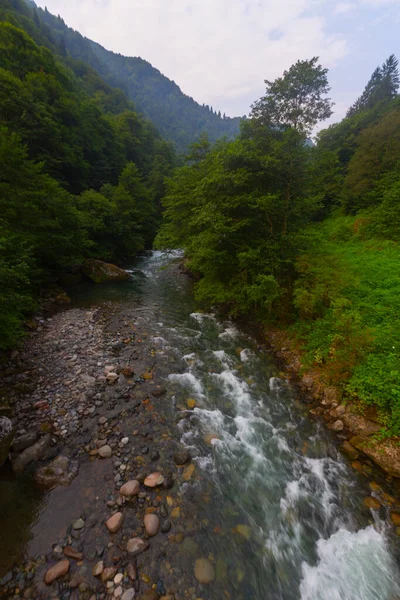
(12, 0), (242, 152)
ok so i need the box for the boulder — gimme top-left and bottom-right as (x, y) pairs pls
(351, 436), (400, 478)
(35, 455), (79, 487)
(12, 434), (51, 473)
(342, 414), (381, 437)
(0, 417), (14, 467)
(340, 441), (359, 461)
(120, 480), (140, 497)
(11, 431), (38, 453)
(82, 259), (130, 284)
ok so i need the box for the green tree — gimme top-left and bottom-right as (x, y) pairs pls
(250, 57), (333, 135)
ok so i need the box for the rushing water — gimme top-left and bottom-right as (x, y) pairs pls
(126, 251), (400, 600)
(4, 250), (400, 598)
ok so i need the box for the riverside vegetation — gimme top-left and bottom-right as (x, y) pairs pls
(2, 1), (400, 438)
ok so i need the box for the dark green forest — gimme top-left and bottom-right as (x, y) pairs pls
(3, 0), (241, 153)
(2, 0), (400, 436)
(156, 56), (400, 436)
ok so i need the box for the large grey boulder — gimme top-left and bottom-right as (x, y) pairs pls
(82, 259), (130, 284)
(0, 417), (14, 467)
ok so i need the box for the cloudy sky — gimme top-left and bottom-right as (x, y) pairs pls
(35, 0), (400, 126)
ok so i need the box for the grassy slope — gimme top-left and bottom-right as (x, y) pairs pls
(293, 215), (400, 433)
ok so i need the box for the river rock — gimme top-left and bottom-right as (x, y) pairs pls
(343, 414), (381, 437)
(101, 567), (117, 582)
(144, 514), (160, 536)
(92, 561), (104, 577)
(126, 537), (149, 556)
(12, 434), (51, 473)
(106, 512), (123, 533)
(63, 546), (83, 561)
(120, 480), (140, 497)
(144, 472), (164, 487)
(82, 259), (130, 284)
(364, 496), (381, 510)
(0, 417), (14, 467)
(340, 441), (359, 461)
(98, 444), (112, 458)
(11, 431), (37, 453)
(73, 518), (85, 530)
(43, 559), (70, 585)
(173, 447), (191, 465)
(35, 455), (79, 487)
(194, 558), (215, 584)
(351, 436), (400, 477)
(331, 420), (344, 432)
(121, 589), (136, 600)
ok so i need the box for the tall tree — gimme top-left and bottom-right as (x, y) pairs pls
(250, 57), (333, 135)
(347, 55), (399, 117)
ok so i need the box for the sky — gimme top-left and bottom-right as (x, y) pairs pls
(34, 0), (400, 127)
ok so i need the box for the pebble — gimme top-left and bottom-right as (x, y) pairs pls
(173, 448), (190, 465)
(98, 445), (113, 458)
(161, 519), (171, 533)
(93, 561), (104, 577)
(101, 567), (118, 582)
(106, 512), (123, 533)
(120, 480), (140, 497)
(126, 538), (149, 556)
(114, 573), (123, 585)
(72, 518), (85, 530)
(114, 586), (123, 597)
(194, 558), (215, 584)
(43, 559), (70, 585)
(144, 514), (160, 536)
(121, 589), (136, 600)
(144, 472), (164, 487)
(121, 437), (129, 445)
(63, 546), (84, 561)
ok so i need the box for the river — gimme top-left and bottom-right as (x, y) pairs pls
(2, 250), (400, 599)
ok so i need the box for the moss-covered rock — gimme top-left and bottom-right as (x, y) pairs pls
(82, 259), (130, 284)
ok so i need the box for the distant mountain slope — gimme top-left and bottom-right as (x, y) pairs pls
(17, 0), (242, 152)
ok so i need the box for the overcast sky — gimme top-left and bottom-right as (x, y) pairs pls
(35, 0), (400, 127)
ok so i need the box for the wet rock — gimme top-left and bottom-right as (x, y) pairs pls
(115, 586), (123, 598)
(351, 436), (400, 477)
(12, 434), (51, 473)
(106, 372), (119, 384)
(173, 448), (190, 466)
(35, 455), (79, 487)
(152, 387), (166, 397)
(82, 259), (130, 284)
(98, 445), (112, 458)
(150, 450), (160, 461)
(364, 496), (381, 510)
(182, 463), (195, 481)
(92, 561), (104, 577)
(144, 472), (164, 487)
(120, 480), (140, 497)
(144, 514), (160, 536)
(0, 416), (14, 467)
(194, 558), (215, 584)
(11, 431), (38, 453)
(235, 524), (251, 540)
(106, 512), (123, 533)
(391, 512), (400, 526)
(126, 538), (149, 556)
(63, 546), (83, 561)
(340, 441), (359, 461)
(161, 519), (171, 533)
(43, 559), (70, 585)
(114, 573), (123, 585)
(186, 399), (197, 409)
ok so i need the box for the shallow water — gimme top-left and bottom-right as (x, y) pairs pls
(2, 250), (400, 598)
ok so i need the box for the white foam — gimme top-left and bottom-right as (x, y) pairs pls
(168, 372), (204, 397)
(218, 325), (239, 340)
(211, 370), (252, 411)
(300, 526), (400, 600)
(240, 349), (253, 363)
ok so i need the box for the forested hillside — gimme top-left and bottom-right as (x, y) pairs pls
(156, 56), (400, 436)
(3, 0), (242, 152)
(0, 13), (176, 348)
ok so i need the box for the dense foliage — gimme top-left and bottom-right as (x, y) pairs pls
(1, 0), (241, 153)
(157, 56), (400, 435)
(0, 17), (176, 348)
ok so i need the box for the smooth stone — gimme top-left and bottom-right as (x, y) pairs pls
(120, 480), (140, 497)
(73, 518), (85, 530)
(92, 561), (104, 577)
(144, 514), (160, 536)
(126, 538), (149, 556)
(331, 419), (344, 432)
(364, 496), (381, 510)
(98, 445), (112, 458)
(161, 519), (171, 533)
(101, 567), (117, 582)
(12, 434), (51, 473)
(121, 589), (136, 600)
(121, 437), (129, 445)
(106, 512), (123, 533)
(63, 546), (84, 561)
(43, 560), (70, 585)
(194, 558), (215, 584)
(144, 472), (164, 487)
(114, 573), (123, 585)
(11, 431), (37, 453)
(236, 524), (251, 540)
(173, 448), (190, 465)
(114, 586), (123, 597)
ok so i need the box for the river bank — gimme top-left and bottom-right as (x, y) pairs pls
(2, 252), (400, 600)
